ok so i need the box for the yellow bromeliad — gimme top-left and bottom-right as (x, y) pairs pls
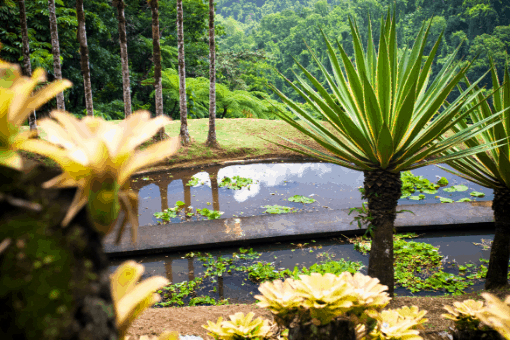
(110, 260), (179, 340)
(0, 59), (71, 170)
(0, 58), (181, 245)
(19, 110), (181, 244)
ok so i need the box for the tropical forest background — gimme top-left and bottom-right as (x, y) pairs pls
(1, 0), (509, 125)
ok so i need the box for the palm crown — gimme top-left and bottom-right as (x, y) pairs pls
(434, 60), (510, 189)
(258, 10), (510, 173)
(258, 9), (510, 296)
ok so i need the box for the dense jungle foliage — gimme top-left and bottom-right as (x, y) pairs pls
(1, 0), (509, 123)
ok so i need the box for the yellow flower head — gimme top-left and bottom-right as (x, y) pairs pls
(366, 309), (423, 340)
(20, 110), (181, 244)
(0, 59), (71, 170)
(109, 260), (170, 340)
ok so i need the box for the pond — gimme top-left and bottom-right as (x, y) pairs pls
(130, 160), (494, 227)
(107, 228), (504, 307)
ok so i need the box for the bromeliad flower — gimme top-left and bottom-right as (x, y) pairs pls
(109, 260), (174, 340)
(365, 309), (423, 340)
(19, 110), (181, 244)
(0, 59), (71, 170)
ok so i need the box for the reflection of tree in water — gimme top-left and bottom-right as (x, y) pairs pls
(152, 167), (222, 222)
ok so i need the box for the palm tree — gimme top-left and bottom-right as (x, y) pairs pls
(205, 0), (221, 149)
(76, 0), (94, 116)
(48, 0), (65, 111)
(113, 0), (132, 118)
(149, 0), (167, 140)
(18, 0), (37, 131)
(258, 11), (510, 297)
(431, 60), (510, 290)
(176, 0), (193, 146)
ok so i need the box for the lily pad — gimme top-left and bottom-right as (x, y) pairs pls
(436, 196), (454, 203)
(261, 205), (296, 214)
(443, 184), (468, 192)
(456, 198), (472, 202)
(409, 194), (426, 200)
(287, 195), (316, 204)
(436, 177), (449, 186)
(470, 191), (485, 197)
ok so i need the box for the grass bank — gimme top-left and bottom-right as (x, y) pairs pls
(19, 117), (481, 174)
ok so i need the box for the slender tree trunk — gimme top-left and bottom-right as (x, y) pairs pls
(205, 0), (221, 149)
(76, 0), (94, 117)
(48, 0), (65, 111)
(485, 188), (510, 290)
(149, 0), (167, 140)
(114, 0), (132, 118)
(364, 169), (402, 298)
(177, 0), (192, 146)
(18, 0), (37, 131)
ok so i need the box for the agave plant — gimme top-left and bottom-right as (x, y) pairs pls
(430, 60), (510, 290)
(257, 8), (510, 296)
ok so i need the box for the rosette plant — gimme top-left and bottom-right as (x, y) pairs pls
(477, 293), (510, 340)
(431, 60), (510, 290)
(442, 299), (493, 333)
(258, 8), (510, 296)
(364, 309), (425, 340)
(256, 273), (359, 340)
(202, 312), (276, 340)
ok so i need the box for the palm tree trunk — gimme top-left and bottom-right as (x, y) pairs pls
(76, 0), (94, 117)
(485, 187), (510, 290)
(150, 0), (167, 140)
(205, 0), (221, 149)
(18, 0), (37, 131)
(177, 0), (192, 146)
(114, 0), (132, 118)
(48, 0), (65, 111)
(0, 161), (118, 340)
(363, 169), (402, 298)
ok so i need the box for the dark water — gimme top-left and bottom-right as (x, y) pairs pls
(107, 228), (499, 306)
(131, 160), (494, 227)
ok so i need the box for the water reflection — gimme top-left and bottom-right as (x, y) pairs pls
(107, 230), (500, 305)
(131, 161), (494, 228)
